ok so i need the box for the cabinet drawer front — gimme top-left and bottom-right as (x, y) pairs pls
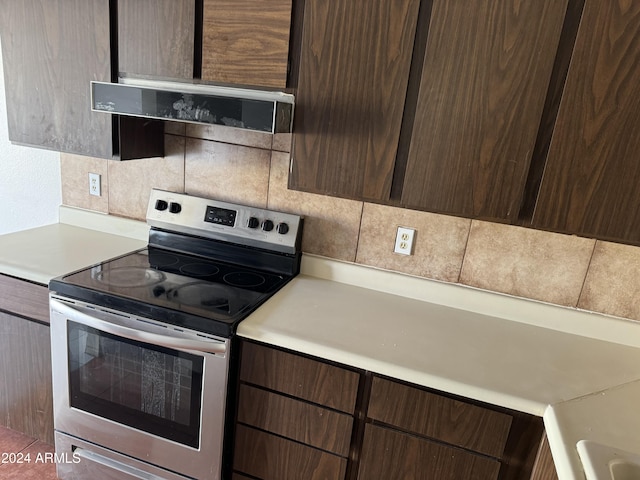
(240, 341), (359, 413)
(368, 376), (512, 458)
(234, 424), (347, 480)
(358, 423), (500, 480)
(237, 384), (353, 456)
(0, 274), (49, 324)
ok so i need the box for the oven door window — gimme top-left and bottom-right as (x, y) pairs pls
(67, 321), (203, 449)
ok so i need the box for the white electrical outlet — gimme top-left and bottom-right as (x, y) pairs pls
(89, 173), (101, 197)
(394, 227), (415, 255)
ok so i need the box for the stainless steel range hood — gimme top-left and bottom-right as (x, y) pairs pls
(91, 78), (294, 134)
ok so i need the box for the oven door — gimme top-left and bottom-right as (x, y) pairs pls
(49, 295), (230, 480)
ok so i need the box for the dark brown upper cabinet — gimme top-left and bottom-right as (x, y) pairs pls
(118, 0), (196, 79)
(530, 0), (640, 244)
(118, 0), (293, 89)
(398, 0), (569, 221)
(201, 0), (292, 89)
(0, 0), (163, 160)
(289, 0), (421, 202)
(287, 0), (640, 246)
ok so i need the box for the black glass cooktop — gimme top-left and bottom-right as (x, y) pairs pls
(49, 247), (291, 337)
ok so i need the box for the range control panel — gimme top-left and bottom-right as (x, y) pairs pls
(146, 189), (303, 254)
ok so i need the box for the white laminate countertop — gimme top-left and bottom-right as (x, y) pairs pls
(545, 380), (640, 479)
(1, 207), (639, 480)
(238, 273), (640, 416)
(239, 255), (640, 480)
(0, 207), (147, 284)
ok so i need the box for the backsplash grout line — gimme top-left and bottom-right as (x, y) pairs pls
(353, 202), (367, 264)
(266, 151), (274, 209)
(456, 219), (474, 284)
(576, 240), (598, 308)
(182, 134), (187, 193)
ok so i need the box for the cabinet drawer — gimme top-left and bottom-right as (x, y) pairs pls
(237, 384), (353, 456)
(240, 341), (359, 413)
(368, 376), (512, 458)
(234, 424), (348, 480)
(358, 423), (500, 480)
(0, 274), (49, 324)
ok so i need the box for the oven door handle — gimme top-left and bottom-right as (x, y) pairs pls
(50, 299), (227, 355)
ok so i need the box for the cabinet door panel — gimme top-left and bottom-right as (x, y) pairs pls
(234, 424), (347, 480)
(532, 0), (640, 243)
(368, 376), (512, 458)
(0, 274), (49, 324)
(530, 433), (558, 480)
(290, 0), (420, 201)
(358, 424), (500, 480)
(202, 0), (291, 88)
(0, 0), (114, 158)
(118, 0), (195, 79)
(0, 312), (53, 444)
(239, 342), (359, 413)
(400, 0), (568, 220)
(237, 384), (353, 456)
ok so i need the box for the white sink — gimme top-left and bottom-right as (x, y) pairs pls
(577, 440), (640, 480)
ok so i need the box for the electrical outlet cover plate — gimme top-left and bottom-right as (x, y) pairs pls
(394, 227), (415, 255)
(89, 173), (101, 197)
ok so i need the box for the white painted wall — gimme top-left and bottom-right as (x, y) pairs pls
(0, 40), (62, 235)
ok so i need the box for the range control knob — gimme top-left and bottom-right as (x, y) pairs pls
(169, 202), (182, 214)
(276, 222), (290, 235)
(247, 216), (260, 229)
(155, 199), (168, 211)
(262, 219), (274, 232)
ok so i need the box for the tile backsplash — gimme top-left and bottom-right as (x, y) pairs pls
(61, 128), (640, 325)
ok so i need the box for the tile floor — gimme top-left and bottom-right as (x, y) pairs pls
(0, 426), (57, 479)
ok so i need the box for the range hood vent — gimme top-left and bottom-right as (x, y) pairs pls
(91, 78), (294, 134)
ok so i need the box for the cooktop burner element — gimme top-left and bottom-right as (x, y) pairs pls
(96, 267), (166, 288)
(223, 272), (266, 288)
(49, 189), (303, 337)
(180, 263), (220, 277)
(150, 252), (180, 267)
(171, 283), (233, 310)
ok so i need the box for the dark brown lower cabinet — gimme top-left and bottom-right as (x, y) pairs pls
(0, 275), (53, 444)
(530, 433), (559, 480)
(233, 341), (358, 479)
(237, 384), (353, 456)
(363, 375), (549, 480)
(367, 376), (513, 458)
(233, 341), (558, 480)
(358, 423), (501, 480)
(234, 424), (348, 480)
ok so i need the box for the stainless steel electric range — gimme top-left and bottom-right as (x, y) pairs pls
(48, 189), (303, 480)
